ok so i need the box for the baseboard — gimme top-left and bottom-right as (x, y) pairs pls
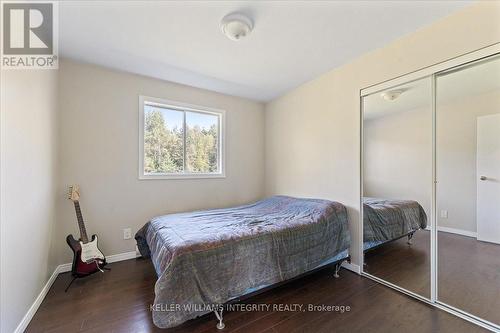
(58, 250), (139, 273)
(57, 262), (73, 273)
(425, 225), (476, 238)
(14, 250), (140, 333)
(107, 250), (141, 263)
(13, 265), (61, 333)
(437, 226), (477, 238)
(342, 261), (361, 274)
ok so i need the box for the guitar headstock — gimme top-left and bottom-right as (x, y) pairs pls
(68, 185), (80, 202)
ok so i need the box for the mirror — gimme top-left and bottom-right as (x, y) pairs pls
(436, 55), (500, 325)
(362, 77), (432, 298)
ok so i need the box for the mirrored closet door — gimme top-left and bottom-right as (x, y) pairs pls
(436, 55), (500, 326)
(361, 46), (500, 331)
(362, 77), (432, 299)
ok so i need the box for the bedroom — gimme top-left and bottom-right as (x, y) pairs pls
(1, 1), (499, 332)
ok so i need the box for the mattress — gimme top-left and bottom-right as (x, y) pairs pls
(135, 195), (351, 328)
(363, 197), (427, 251)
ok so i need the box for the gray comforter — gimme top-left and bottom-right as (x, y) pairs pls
(135, 196), (350, 328)
(363, 197), (427, 250)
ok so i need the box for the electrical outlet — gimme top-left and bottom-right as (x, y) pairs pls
(440, 210), (448, 218)
(123, 228), (132, 240)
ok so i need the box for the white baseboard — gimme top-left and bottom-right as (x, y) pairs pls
(13, 264), (61, 333)
(57, 262), (73, 274)
(14, 250), (139, 333)
(342, 261), (361, 274)
(425, 225), (476, 238)
(58, 251), (139, 273)
(437, 226), (477, 238)
(107, 251), (141, 263)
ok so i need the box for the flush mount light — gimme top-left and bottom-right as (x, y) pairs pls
(220, 13), (253, 41)
(380, 89), (405, 101)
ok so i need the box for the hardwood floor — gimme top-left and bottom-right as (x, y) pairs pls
(364, 230), (431, 297)
(26, 257), (487, 332)
(365, 230), (500, 326)
(438, 232), (500, 325)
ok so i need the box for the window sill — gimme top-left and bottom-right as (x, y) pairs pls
(139, 173), (226, 180)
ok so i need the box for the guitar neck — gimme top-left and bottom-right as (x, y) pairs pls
(73, 201), (89, 243)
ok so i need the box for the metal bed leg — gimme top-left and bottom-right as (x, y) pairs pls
(334, 261), (345, 279)
(214, 307), (225, 330)
(407, 232), (414, 245)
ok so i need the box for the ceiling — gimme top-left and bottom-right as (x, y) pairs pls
(364, 55), (500, 120)
(363, 78), (430, 120)
(59, 1), (472, 102)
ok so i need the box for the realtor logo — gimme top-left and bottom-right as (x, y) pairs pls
(1, 1), (58, 69)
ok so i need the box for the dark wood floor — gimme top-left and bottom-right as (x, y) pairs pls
(364, 230), (431, 297)
(365, 230), (500, 325)
(27, 257), (487, 332)
(438, 232), (500, 325)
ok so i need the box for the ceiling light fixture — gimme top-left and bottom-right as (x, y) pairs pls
(380, 89), (405, 101)
(220, 13), (253, 41)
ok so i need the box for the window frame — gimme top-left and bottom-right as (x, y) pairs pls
(139, 95), (226, 180)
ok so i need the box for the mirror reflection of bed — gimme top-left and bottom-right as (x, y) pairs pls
(363, 197), (430, 296)
(362, 77), (432, 298)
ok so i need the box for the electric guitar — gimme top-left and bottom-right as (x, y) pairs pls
(66, 185), (106, 276)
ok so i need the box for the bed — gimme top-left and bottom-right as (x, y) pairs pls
(135, 195), (351, 329)
(363, 197), (427, 251)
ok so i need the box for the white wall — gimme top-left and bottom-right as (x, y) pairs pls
(264, 2), (500, 265)
(54, 59), (265, 264)
(0, 70), (58, 333)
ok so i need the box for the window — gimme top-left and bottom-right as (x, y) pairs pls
(139, 96), (225, 179)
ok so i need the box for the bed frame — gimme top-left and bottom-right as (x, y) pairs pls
(212, 255), (350, 329)
(363, 229), (420, 254)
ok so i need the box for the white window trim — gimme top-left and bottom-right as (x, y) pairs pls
(138, 95), (226, 180)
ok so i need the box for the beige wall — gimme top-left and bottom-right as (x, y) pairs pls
(264, 2), (500, 265)
(2, 2), (499, 330)
(54, 59), (265, 264)
(364, 107), (432, 219)
(437, 91), (500, 233)
(363, 90), (500, 234)
(0, 70), (59, 333)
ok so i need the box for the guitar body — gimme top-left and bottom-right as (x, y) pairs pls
(66, 234), (106, 276)
(66, 185), (107, 278)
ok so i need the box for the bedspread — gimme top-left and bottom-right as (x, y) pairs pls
(363, 197), (427, 250)
(135, 195), (350, 328)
